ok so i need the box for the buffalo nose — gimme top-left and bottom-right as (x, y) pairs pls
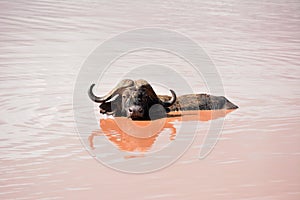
(128, 106), (143, 115)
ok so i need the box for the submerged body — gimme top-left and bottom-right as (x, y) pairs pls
(158, 94), (238, 112)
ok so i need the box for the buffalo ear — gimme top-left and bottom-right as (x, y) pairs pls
(99, 102), (112, 114)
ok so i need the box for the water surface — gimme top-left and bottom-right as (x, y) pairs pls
(1, 0), (300, 199)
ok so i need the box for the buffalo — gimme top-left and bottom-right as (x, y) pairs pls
(88, 79), (238, 120)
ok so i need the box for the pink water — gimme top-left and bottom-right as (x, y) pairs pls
(1, 0), (300, 199)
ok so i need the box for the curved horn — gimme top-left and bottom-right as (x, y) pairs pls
(161, 89), (177, 107)
(88, 79), (134, 103)
(88, 84), (104, 103)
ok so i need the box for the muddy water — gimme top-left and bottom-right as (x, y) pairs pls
(1, 0), (300, 199)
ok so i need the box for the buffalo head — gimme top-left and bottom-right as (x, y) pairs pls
(88, 79), (176, 120)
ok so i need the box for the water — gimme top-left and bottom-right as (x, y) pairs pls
(1, 0), (300, 199)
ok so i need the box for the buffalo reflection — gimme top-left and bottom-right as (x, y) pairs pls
(89, 110), (234, 152)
